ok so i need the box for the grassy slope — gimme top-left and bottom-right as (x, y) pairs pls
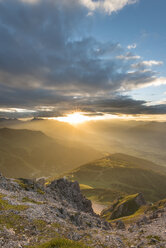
(101, 193), (144, 220)
(67, 154), (166, 203)
(31, 238), (92, 248)
(103, 197), (166, 225)
(0, 128), (101, 178)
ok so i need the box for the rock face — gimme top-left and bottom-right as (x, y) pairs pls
(101, 193), (146, 220)
(0, 175), (95, 215)
(0, 173), (113, 247)
(1, 173), (166, 247)
(48, 178), (94, 214)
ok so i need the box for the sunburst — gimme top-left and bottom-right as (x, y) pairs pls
(56, 112), (89, 125)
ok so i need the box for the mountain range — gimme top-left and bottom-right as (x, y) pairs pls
(1, 118), (166, 166)
(0, 128), (101, 178)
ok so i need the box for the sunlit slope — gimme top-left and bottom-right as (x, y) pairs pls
(67, 153), (166, 203)
(0, 128), (101, 178)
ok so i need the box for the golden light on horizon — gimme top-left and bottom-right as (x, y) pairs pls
(56, 112), (90, 125)
(46, 112), (166, 125)
(48, 112), (118, 125)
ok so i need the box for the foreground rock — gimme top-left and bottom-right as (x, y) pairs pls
(48, 178), (94, 214)
(0, 173), (166, 247)
(0, 174), (111, 247)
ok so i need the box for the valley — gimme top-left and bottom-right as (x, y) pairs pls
(0, 121), (166, 247)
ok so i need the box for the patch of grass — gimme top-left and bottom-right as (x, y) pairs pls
(0, 194), (28, 211)
(79, 184), (93, 190)
(146, 235), (161, 241)
(37, 189), (45, 195)
(45, 181), (51, 186)
(0, 214), (22, 229)
(15, 179), (45, 194)
(0, 213), (28, 233)
(14, 179), (28, 190)
(81, 188), (124, 205)
(22, 197), (43, 205)
(33, 219), (47, 231)
(102, 193), (144, 221)
(51, 222), (61, 229)
(109, 205), (147, 224)
(30, 238), (92, 248)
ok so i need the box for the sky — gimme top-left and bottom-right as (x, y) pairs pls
(0, 0), (166, 119)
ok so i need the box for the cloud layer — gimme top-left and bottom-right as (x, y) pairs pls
(1, 0), (138, 14)
(80, 0), (138, 14)
(0, 0), (165, 117)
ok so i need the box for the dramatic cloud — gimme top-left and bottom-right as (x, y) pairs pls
(80, 0), (138, 14)
(0, 0), (165, 117)
(12, 0), (139, 14)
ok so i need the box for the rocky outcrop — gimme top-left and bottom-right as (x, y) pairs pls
(0, 174), (95, 215)
(47, 178), (94, 214)
(1, 173), (166, 248)
(101, 193), (146, 220)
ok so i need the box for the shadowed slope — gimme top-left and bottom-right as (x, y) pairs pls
(0, 128), (101, 178)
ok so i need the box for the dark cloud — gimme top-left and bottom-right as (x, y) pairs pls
(71, 96), (166, 115)
(0, 0), (164, 117)
(1, 91), (166, 118)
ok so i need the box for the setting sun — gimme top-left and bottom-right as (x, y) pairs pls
(56, 112), (90, 125)
(48, 112), (120, 125)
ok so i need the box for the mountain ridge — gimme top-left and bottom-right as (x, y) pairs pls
(67, 153), (166, 203)
(0, 127), (102, 178)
